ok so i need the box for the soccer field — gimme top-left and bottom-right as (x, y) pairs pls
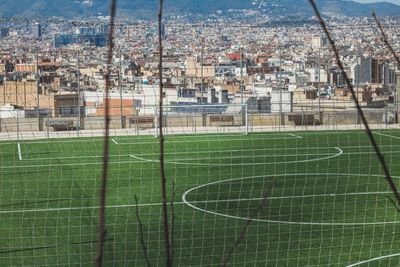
(2, 130), (400, 266)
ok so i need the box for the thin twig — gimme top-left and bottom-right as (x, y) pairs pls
(158, 0), (172, 266)
(95, 0), (117, 266)
(386, 196), (400, 213)
(222, 181), (276, 266)
(372, 12), (400, 67)
(308, 0), (400, 208)
(134, 196), (152, 267)
(170, 179), (176, 266)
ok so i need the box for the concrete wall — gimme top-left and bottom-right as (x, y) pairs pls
(0, 110), (394, 134)
(83, 117), (124, 130)
(0, 118), (40, 132)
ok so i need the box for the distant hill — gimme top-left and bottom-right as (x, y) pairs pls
(0, 0), (399, 19)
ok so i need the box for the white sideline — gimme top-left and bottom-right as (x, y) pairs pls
(12, 148), (400, 164)
(0, 132), (300, 145)
(0, 160), (136, 169)
(0, 123), (399, 142)
(0, 147), (341, 169)
(17, 143), (22, 161)
(6, 143), (400, 163)
(0, 191), (392, 215)
(116, 134), (300, 145)
(5, 143), (400, 169)
(347, 252), (400, 267)
(373, 131), (400, 140)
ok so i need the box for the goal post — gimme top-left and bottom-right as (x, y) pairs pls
(154, 104), (248, 136)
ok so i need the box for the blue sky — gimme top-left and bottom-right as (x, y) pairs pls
(352, 0), (400, 5)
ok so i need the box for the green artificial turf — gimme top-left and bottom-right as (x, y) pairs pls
(1, 130), (400, 266)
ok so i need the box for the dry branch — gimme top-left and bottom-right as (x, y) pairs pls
(308, 0), (400, 208)
(158, 0), (173, 266)
(95, 0), (117, 266)
(134, 196), (152, 267)
(372, 12), (400, 67)
(222, 181), (276, 266)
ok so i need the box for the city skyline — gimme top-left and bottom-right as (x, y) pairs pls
(353, 0), (400, 5)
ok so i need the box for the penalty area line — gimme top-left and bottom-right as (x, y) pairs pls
(347, 252), (400, 267)
(373, 131), (400, 140)
(111, 139), (119, 145)
(288, 133), (303, 139)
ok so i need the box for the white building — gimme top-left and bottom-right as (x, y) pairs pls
(271, 90), (293, 113)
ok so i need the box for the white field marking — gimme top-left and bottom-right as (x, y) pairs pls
(117, 142), (400, 150)
(111, 139), (119, 145)
(3, 149), (337, 166)
(131, 152), (334, 163)
(288, 133), (303, 139)
(182, 173), (400, 226)
(130, 147), (343, 166)
(347, 252), (400, 267)
(0, 201), (181, 214)
(17, 145), (400, 162)
(1, 149), (339, 169)
(5, 145), (400, 169)
(20, 146), (336, 162)
(1, 128), (398, 145)
(21, 154), (134, 161)
(373, 131), (400, 140)
(17, 143), (22, 161)
(1, 131), (399, 148)
(0, 191), (393, 215)
(129, 149), (400, 157)
(117, 137), (299, 145)
(116, 132), (302, 145)
(0, 132), (288, 145)
(0, 160), (138, 169)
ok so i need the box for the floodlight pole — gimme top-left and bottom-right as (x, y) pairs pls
(240, 46), (243, 105)
(240, 46), (246, 126)
(396, 69), (400, 124)
(119, 48), (123, 128)
(36, 50), (40, 130)
(279, 41), (283, 127)
(317, 48), (322, 123)
(2, 76), (5, 104)
(77, 50), (81, 134)
(201, 38), (204, 105)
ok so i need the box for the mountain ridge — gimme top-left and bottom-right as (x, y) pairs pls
(0, 0), (399, 19)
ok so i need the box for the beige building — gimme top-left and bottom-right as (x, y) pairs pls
(0, 80), (54, 111)
(15, 64), (37, 73)
(185, 56), (215, 78)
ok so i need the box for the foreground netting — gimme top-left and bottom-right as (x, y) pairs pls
(2, 121), (400, 266)
(2, 0), (400, 264)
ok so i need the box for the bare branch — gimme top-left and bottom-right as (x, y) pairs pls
(372, 12), (400, 67)
(386, 196), (400, 213)
(158, 0), (172, 266)
(95, 0), (117, 266)
(134, 196), (152, 267)
(170, 179), (176, 266)
(308, 0), (400, 207)
(222, 181), (276, 267)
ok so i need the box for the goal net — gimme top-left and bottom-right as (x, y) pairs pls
(153, 104), (248, 136)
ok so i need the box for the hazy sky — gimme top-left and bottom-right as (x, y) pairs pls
(352, 0), (400, 5)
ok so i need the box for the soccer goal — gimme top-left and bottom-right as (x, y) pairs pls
(153, 103), (248, 136)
